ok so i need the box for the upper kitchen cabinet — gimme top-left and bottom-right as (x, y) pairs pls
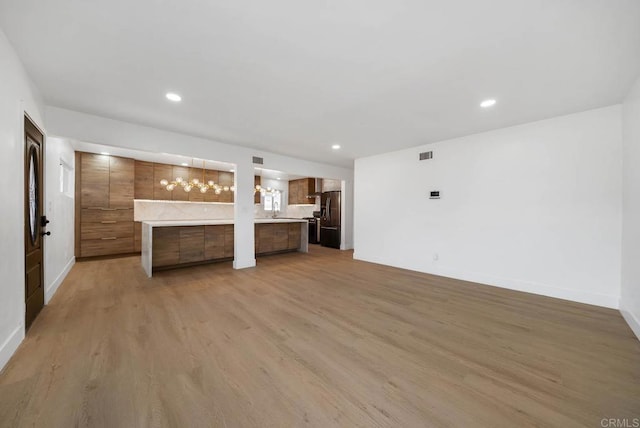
(109, 156), (134, 208)
(218, 171), (234, 203)
(134, 160), (154, 200)
(288, 178), (316, 204)
(153, 163), (173, 201)
(79, 153), (110, 208)
(171, 165), (191, 201)
(203, 169), (220, 203)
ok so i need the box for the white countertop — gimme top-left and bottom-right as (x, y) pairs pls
(143, 218), (308, 227)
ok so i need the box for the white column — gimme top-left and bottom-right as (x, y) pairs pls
(233, 158), (256, 269)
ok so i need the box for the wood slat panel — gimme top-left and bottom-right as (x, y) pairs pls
(134, 160), (154, 200)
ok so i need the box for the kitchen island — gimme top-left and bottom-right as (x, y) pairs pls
(141, 219), (308, 277)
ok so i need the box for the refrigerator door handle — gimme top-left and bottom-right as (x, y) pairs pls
(326, 197), (331, 222)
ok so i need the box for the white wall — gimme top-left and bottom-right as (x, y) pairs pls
(354, 106), (622, 308)
(44, 137), (75, 303)
(0, 27), (46, 370)
(621, 76), (640, 339)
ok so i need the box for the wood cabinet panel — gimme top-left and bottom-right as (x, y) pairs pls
(153, 164), (173, 201)
(109, 156), (135, 208)
(81, 222), (134, 240)
(218, 171), (234, 203)
(152, 227), (180, 267)
(179, 226), (205, 264)
(288, 178), (316, 204)
(203, 170), (220, 203)
(81, 208), (133, 223)
(288, 223), (301, 250)
(172, 166), (191, 201)
(204, 225), (225, 260)
(188, 167), (206, 202)
(134, 222), (142, 252)
(80, 237), (134, 258)
(273, 223), (289, 252)
(224, 225), (234, 258)
(134, 161), (154, 200)
(257, 223), (274, 254)
(80, 153), (110, 208)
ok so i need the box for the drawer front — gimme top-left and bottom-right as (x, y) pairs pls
(80, 237), (134, 257)
(81, 222), (134, 240)
(81, 208), (133, 223)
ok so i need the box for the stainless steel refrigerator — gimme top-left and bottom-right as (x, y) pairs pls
(320, 191), (341, 249)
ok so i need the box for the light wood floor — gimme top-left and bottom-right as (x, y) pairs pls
(0, 246), (638, 427)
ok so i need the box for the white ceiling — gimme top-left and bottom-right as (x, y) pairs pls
(2, 1), (640, 167)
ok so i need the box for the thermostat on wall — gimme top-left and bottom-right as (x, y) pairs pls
(429, 191), (440, 199)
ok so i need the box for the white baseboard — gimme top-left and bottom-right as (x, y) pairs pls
(45, 257), (75, 304)
(0, 325), (24, 373)
(353, 254), (619, 309)
(619, 303), (640, 341)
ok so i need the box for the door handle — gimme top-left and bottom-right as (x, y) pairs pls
(40, 215), (50, 227)
(41, 231), (51, 237)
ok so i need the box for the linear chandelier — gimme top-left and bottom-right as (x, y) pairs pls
(160, 160), (233, 194)
(159, 160), (274, 195)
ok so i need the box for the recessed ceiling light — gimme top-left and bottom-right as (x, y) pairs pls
(166, 92), (182, 102)
(100, 152), (110, 155)
(230, 169), (235, 172)
(480, 99), (496, 108)
(181, 162), (188, 166)
(331, 144), (341, 150)
(277, 177), (281, 180)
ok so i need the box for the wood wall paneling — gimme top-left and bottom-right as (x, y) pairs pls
(134, 160), (154, 200)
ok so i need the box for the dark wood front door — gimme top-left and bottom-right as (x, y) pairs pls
(24, 116), (46, 330)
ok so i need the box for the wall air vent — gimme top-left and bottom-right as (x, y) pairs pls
(419, 151), (433, 161)
(252, 156), (264, 165)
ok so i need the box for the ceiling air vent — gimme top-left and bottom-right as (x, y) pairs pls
(252, 156), (264, 165)
(419, 151), (433, 161)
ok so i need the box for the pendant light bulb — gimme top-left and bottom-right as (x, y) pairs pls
(160, 179), (169, 186)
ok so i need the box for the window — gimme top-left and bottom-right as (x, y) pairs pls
(59, 158), (73, 197)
